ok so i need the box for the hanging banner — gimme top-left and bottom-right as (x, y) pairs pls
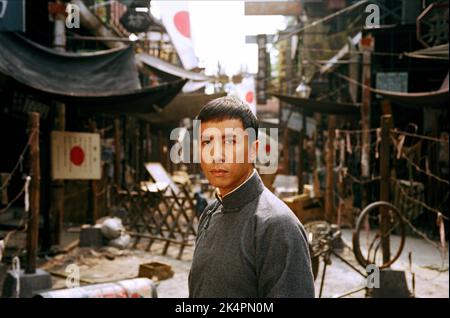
(51, 131), (101, 180)
(155, 0), (197, 70)
(256, 34), (268, 105)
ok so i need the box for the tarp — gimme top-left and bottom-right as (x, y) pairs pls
(371, 73), (449, 109)
(0, 32), (186, 113)
(372, 88), (448, 108)
(137, 53), (211, 82)
(272, 93), (360, 116)
(137, 92), (225, 125)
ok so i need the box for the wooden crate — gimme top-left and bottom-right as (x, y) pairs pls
(138, 262), (174, 281)
(283, 195), (324, 224)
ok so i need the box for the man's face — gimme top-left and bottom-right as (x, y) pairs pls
(199, 118), (257, 196)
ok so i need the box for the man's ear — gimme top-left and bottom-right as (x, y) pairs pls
(249, 139), (259, 163)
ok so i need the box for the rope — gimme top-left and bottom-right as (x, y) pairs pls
(336, 128), (379, 135)
(400, 151), (449, 185)
(397, 212), (444, 256)
(12, 256), (21, 298)
(346, 172), (380, 184)
(391, 129), (449, 144)
(277, 0), (370, 41)
(0, 182), (27, 214)
(24, 176), (31, 212)
(392, 178), (449, 221)
(0, 130), (36, 192)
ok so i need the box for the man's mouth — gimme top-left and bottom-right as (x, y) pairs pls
(210, 168), (229, 177)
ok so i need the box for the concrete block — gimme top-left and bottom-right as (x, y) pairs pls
(2, 269), (52, 298)
(366, 269), (412, 298)
(79, 226), (104, 247)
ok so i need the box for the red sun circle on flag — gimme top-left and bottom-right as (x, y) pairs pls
(245, 91), (254, 103)
(70, 146), (85, 166)
(174, 11), (191, 38)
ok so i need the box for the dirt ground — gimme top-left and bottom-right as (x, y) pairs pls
(33, 228), (448, 298)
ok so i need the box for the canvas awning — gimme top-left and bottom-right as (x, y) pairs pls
(371, 73), (449, 108)
(137, 92), (225, 125)
(136, 53), (212, 82)
(0, 32), (185, 113)
(272, 93), (360, 116)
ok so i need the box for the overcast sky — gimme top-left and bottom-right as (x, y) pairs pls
(151, 1), (287, 76)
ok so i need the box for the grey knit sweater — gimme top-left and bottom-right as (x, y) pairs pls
(188, 172), (315, 298)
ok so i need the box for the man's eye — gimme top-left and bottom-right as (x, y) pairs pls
(201, 140), (211, 146)
(224, 139), (235, 145)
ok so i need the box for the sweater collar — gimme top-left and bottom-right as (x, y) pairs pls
(215, 169), (264, 212)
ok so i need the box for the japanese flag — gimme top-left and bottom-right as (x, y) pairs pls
(155, 1), (198, 70)
(236, 76), (256, 115)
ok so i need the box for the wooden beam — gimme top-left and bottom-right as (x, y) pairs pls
(245, 34), (276, 44)
(245, 1), (301, 16)
(50, 103), (65, 246)
(360, 34), (374, 209)
(26, 112), (40, 274)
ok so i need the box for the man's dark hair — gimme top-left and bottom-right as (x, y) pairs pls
(196, 96), (258, 138)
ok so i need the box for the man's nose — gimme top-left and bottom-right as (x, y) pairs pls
(211, 141), (225, 163)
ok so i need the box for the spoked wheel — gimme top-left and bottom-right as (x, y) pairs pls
(352, 201), (406, 269)
(304, 221), (332, 280)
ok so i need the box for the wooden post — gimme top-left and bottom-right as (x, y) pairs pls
(146, 124), (152, 162)
(158, 129), (164, 170)
(313, 113), (322, 197)
(325, 115), (336, 222)
(50, 103), (65, 245)
(114, 117), (121, 188)
(380, 114), (392, 264)
(282, 125), (290, 174)
(135, 122), (141, 181)
(140, 123), (146, 181)
(360, 35), (374, 209)
(298, 111), (306, 193)
(26, 112), (40, 274)
(89, 120), (98, 224)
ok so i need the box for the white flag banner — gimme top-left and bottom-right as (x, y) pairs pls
(155, 1), (198, 70)
(236, 76), (256, 115)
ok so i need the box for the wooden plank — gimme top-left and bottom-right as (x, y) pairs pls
(245, 1), (301, 16)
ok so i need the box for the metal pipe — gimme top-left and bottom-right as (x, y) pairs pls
(36, 278), (157, 298)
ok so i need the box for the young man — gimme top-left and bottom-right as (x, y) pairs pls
(189, 96), (315, 298)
